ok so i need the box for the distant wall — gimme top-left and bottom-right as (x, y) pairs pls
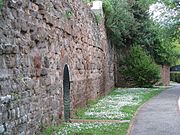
(159, 65), (170, 86)
(170, 72), (180, 83)
(0, 0), (114, 134)
(115, 58), (170, 87)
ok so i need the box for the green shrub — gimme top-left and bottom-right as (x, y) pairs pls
(0, 0), (4, 9)
(170, 72), (180, 83)
(64, 10), (73, 19)
(102, 0), (113, 16)
(122, 46), (160, 87)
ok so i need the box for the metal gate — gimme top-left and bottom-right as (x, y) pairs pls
(63, 64), (70, 121)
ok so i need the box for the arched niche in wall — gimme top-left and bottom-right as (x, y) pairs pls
(63, 64), (70, 121)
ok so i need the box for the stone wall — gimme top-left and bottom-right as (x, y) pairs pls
(0, 0), (115, 134)
(160, 65), (170, 86)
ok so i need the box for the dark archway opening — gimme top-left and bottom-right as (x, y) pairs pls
(63, 64), (70, 121)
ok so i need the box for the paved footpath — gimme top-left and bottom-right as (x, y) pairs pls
(129, 85), (180, 135)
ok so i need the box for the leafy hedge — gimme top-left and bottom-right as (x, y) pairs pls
(122, 46), (160, 87)
(170, 72), (180, 83)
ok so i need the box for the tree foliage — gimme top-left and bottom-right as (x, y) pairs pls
(102, 0), (178, 66)
(149, 0), (179, 41)
(170, 72), (180, 83)
(140, 22), (177, 65)
(103, 0), (136, 47)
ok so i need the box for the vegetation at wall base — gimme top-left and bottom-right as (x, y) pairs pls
(121, 46), (160, 87)
(170, 72), (180, 83)
(0, 0), (4, 9)
(40, 87), (164, 135)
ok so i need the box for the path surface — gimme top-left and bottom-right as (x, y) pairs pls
(129, 85), (180, 135)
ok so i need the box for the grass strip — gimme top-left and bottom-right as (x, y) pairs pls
(75, 88), (163, 120)
(41, 87), (164, 135)
(41, 122), (129, 135)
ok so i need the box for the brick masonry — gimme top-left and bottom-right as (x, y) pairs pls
(0, 0), (115, 134)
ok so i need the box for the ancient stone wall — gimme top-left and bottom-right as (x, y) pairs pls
(0, 0), (115, 134)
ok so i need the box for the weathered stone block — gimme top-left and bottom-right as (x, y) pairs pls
(33, 55), (41, 69)
(2, 112), (8, 121)
(21, 20), (28, 33)
(5, 55), (17, 68)
(8, 0), (22, 9)
(21, 115), (27, 123)
(0, 124), (5, 134)
(0, 44), (18, 54)
(19, 131), (25, 135)
(34, 0), (46, 10)
(0, 56), (6, 68)
(0, 95), (12, 104)
(43, 13), (54, 27)
(0, 113), (2, 124)
(11, 109), (16, 120)
(30, 3), (39, 12)
(40, 68), (48, 76)
(40, 77), (51, 87)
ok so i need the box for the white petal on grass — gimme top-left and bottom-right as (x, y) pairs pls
(57, 122), (119, 135)
(56, 88), (161, 134)
(83, 88), (153, 119)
